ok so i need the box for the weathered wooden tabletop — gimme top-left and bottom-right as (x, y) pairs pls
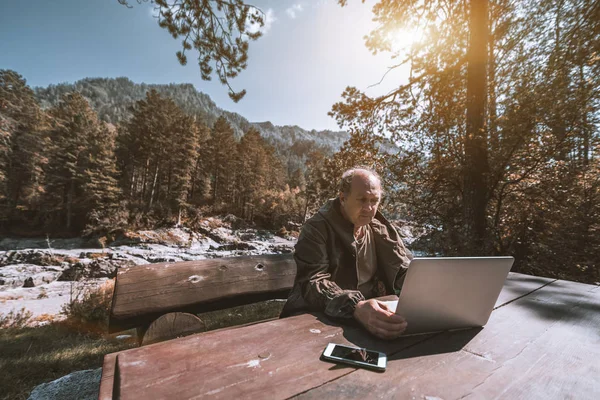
(99, 272), (600, 399)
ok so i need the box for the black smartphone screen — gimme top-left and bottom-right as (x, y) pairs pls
(330, 345), (380, 366)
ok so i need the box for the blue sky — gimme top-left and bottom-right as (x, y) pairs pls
(1, 0), (409, 131)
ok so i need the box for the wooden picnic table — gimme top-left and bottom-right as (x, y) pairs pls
(99, 272), (600, 399)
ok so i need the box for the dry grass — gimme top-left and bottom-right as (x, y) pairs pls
(0, 282), (136, 400)
(61, 280), (114, 335)
(0, 322), (136, 400)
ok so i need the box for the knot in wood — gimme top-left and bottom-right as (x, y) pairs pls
(254, 263), (265, 271)
(188, 275), (204, 284)
(219, 265), (228, 272)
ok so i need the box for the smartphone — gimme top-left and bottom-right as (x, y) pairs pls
(321, 343), (387, 372)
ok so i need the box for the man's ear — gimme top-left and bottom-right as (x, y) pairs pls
(339, 192), (345, 204)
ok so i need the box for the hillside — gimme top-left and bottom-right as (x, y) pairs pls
(33, 77), (349, 152)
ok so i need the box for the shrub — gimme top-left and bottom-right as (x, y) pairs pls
(0, 308), (33, 330)
(61, 280), (114, 335)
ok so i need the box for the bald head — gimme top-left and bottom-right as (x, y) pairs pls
(339, 168), (381, 196)
(339, 167), (382, 228)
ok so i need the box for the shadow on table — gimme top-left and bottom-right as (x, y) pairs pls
(386, 327), (482, 361)
(314, 313), (483, 361)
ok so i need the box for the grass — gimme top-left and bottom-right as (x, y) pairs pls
(0, 281), (137, 400)
(0, 321), (136, 400)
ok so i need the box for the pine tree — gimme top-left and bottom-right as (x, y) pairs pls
(235, 127), (270, 219)
(0, 70), (47, 216)
(43, 92), (120, 231)
(207, 116), (237, 208)
(118, 0), (266, 102)
(118, 90), (202, 219)
(189, 122), (212, 205)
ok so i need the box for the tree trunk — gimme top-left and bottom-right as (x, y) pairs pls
(464, 0), (490, 255)
(66, 179), (75, 230)
(149, 164), (159, 209)
(129, 166), (136, 199)
(488, 9), (498, 154)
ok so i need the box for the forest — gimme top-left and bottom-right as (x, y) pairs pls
(1, 0), (599, 285)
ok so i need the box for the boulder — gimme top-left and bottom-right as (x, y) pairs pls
(269, 244), (294, 254)
(58, 258), (136, 281)
(196, 225), (237, 244)
(0, 264), (64, 288)
(27, 368), (101, 400)
(146, 256), (184, 263)
(211, 242), (256, 251)
(236, 230), (257, 241)
(0, 250), (63, 267)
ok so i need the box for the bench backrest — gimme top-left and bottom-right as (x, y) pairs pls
(108, 253), (296, 333)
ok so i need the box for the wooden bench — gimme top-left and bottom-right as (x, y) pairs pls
(108, 253), (296, 345)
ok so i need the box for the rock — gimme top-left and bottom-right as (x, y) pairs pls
(27, 368), (101, 400)
(285, 221), (302, 231)
(222, 242), (256, 251)
(236, 230), (257, 241)
(110, 228), (192, 247)
(0, 250), (62, 267)
(58, 258), (135, 281)
(116, 334), (132, 340)
(146, 256), (183, 263)
(222, 214), (248, 229)
(0, 264), (64, 288)
(269, 244), (294, 254)
(23, 277), (35, 287)
(196, 225), (236, 244)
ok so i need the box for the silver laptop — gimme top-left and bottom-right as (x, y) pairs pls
(388, 257), (514, 335)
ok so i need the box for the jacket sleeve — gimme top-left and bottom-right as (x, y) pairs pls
(294, 221), (365, 320)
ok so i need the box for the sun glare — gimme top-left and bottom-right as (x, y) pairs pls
(388, 27), (424, 53)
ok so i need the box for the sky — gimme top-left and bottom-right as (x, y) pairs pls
(0, 0), (411, 131)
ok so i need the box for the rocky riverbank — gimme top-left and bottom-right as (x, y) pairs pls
(0, 217), (297, 324)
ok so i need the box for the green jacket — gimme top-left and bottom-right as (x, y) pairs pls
(280, 198), (412, 320)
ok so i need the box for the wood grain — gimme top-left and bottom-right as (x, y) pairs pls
(142, 312), (206, 346)
(494, 272), (556, 308)
(99, 273), (578, 399)
(295, 280), (600, 400)
(109, 254), (295, 332)
(111, 313), (434, 400)
(98, 353), (117, 400)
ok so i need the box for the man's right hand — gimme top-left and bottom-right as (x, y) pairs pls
(353, 299), (408, 340)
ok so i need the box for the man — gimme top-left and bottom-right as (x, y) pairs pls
(280, 167), (412, 339)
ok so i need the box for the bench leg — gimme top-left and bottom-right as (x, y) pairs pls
(141, 312), (206, 346)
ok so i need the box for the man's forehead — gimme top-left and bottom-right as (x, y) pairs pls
(351, 172), (381, 194)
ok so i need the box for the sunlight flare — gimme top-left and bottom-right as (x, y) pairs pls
(387, 27), (424, 53)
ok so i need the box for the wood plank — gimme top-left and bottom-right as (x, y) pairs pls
(109, 254), (296, 332)
(494, 272), (556, 308)
(98, 353), (117, 400)
(294, 279), (600, 400)
(100, 274), (588, 399)
(109, 313), (436, 400)
(469, 283), (600, 400)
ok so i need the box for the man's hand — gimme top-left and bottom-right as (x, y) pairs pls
(353, 299), (407, 339)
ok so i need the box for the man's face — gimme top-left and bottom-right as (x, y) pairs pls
(340, 173), (382, 227)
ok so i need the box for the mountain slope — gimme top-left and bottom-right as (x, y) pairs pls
(33, 77), (349, 152)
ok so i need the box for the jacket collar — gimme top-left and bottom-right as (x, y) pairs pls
(317, 198), (355, 251)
